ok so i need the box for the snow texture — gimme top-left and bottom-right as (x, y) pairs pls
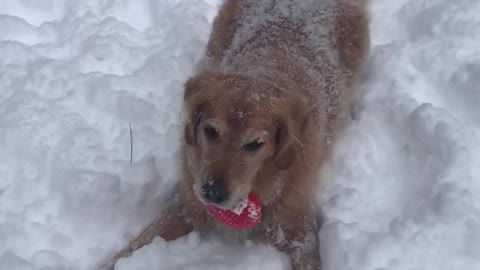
(0, 0), (479, 270)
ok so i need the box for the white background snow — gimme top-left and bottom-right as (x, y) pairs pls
(1, 0), (480, 269)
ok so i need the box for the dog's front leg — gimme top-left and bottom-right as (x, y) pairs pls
(288, 229), (321, 270)
(262, 210), (321, 270)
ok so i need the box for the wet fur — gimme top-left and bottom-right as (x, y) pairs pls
(106, 0), (369, 269)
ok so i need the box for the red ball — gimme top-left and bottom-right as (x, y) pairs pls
(206, 192), (262, 229)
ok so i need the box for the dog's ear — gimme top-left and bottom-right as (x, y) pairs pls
(184, 76), (200, 101)
(184, 102), (209, 146)
(184, 117), (197, 146)
(183, 76), (207, 146)
(273, 116), (296, 169)
(272, 97), (311, 169)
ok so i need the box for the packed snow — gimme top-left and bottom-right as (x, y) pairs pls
(1, 0), (480, 269)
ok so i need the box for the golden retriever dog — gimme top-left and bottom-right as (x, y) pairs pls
(105, 0), (369, 269)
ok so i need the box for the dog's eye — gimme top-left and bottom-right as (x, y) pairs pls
(243, 140), (264, 152)
(204, 125), (219, 139)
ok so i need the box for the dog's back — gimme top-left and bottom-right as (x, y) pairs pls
(202, 0), (369, 142)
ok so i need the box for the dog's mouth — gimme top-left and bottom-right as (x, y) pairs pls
(230, 197), (250, 215)
(197, 191), (249, 211)
(192, 179), (262, 228)
(193, 179), (252, 210)
(205, 191), (263, 229)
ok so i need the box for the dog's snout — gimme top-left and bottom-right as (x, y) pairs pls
(201, 177), (229, 204)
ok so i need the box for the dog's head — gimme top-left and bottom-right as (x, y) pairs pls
(182, 71), (311, 209)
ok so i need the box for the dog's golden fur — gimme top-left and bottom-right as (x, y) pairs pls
(106, 0), (369, 269)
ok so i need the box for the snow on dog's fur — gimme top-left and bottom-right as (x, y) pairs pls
(107, 0), (369, 269)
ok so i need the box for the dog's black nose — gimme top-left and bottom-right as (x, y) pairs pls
(201, 178), (228, 204)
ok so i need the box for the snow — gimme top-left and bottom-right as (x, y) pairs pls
(0, 0), (479, 270)
(115, 232), (290, 270)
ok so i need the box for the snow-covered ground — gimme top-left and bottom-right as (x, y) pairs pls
(1, 0), (479, 269)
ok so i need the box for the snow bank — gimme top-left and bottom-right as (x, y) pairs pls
(0, 0), (479, 270)
(0, 0), (220, 269)
(115, 232), (289, 270)
(319, 0), (480, 269)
